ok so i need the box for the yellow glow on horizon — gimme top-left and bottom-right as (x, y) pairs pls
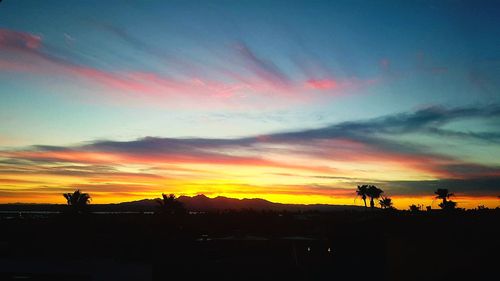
(1, 187), (498, 210)
(1, 147), (498, 210)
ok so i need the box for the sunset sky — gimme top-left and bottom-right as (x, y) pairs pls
(1, 0), (499, 209)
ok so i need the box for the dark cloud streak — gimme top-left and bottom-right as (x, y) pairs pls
(2, 104), (500, 197)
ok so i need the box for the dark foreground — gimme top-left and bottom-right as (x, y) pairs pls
(1, 210), (498, 281)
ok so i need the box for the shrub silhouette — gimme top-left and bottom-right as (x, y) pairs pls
(409, 204), (422, 212)
(379, 196), (393, 209)
(62, 189), (91, 214)
(439, 200), (457, 210)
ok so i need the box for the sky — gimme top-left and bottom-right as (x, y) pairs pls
(1, 0), (499, 209)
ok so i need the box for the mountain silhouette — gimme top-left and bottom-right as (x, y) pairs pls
(0, 194), (364, 212)
(113, 194), (362, 212)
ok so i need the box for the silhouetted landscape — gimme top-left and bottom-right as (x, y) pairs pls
(0, 194), (364, 213)
(1, 190), (499, 281)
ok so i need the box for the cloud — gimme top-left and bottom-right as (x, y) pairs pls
(266, 104), (500, 143)
(233, 42), (291, 89)
(1, 28), (498, 200)
(305, 79), (338, 90)
(1, 27), (380, 108)
(1, 104), (500, 201)
(0, 30), (244, 107)
(0, 28), (42, 50)
(382, 177), (500, 196)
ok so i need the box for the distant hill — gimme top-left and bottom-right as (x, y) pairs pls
(0, 194), (364, 212)
(113, 194), (363, 212)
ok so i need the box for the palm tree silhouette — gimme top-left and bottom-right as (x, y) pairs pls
(156, 193), (186, 215)
(356, 185), (369, 209)
(63, 190), (91, 214)
(379, 196), (393, 209)
(434, 189), (457, 210)
(366, 185), (383, 210)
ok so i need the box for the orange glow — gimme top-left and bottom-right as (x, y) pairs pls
(1, 187), (498, 210)
(1, 143), (499, 209)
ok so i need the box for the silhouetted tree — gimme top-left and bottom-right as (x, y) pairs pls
(379, 196), (393, 209)
(63, 190), (91, 214)
(409, 204), (422, 212)
(366, 185), (383, 210)
(435, 189), (457, 210)
(439, 200), (457, 210)
(156, 193), (186, 215)
(356, 185), (369, 209)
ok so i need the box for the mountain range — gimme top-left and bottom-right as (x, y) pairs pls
(0, 194), (364, 212)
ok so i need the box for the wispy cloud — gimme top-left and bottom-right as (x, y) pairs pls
(1, 104), (499, 203)
(0, 28), (42, 50)
(0, 28), (380, 108)
(233, 42), (292, 89)
(305, 79), (338, 90)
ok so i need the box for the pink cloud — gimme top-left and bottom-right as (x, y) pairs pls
(0, 28), (381, 108)
(0, 28), (41, 51)
(0, 146), (336, 175)
(304, 138), (475, 179)
(4, 132), (485, 180)
(305, 79), (338, 90)
(304, 77), (379, 94)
